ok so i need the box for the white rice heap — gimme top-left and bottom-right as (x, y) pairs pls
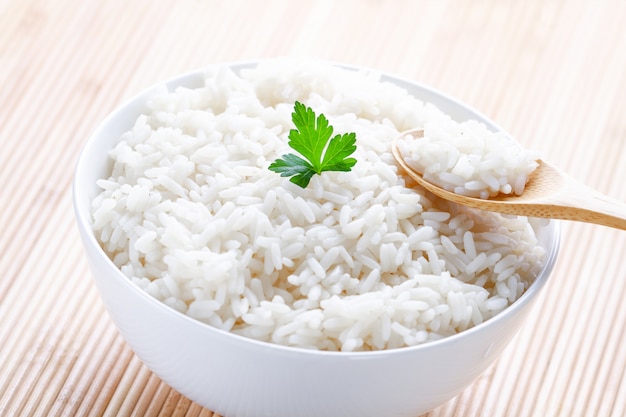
(92, 58), (546, 351)
(396, 121), (540, 199)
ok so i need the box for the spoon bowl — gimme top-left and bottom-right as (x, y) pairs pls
(393, 129), (626, 230)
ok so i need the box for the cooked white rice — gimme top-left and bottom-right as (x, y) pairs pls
(91, 58), (546, 351)
(396, 121), (540, 199)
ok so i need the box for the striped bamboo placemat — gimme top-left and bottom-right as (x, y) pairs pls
(1, 1), (626, 416)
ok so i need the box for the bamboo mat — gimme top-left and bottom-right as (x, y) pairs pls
(1, 1), (626, 416)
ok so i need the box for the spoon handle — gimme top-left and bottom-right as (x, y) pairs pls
(550, 178), (626, 230)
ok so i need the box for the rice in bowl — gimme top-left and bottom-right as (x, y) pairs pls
(91, 58), (546, 352)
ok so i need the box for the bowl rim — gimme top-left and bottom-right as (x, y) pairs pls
(73, 59), (561, 358)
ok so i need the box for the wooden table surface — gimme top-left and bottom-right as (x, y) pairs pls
(2, 1), (626, 416)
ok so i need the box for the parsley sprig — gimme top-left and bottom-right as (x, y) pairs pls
(268, 101), (357, 188)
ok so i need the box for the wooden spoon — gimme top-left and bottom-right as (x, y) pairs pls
(392, 129), (626, 230)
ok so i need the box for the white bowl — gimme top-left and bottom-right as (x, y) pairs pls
(73, 62), (560, 417)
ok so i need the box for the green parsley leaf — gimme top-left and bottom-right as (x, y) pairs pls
(269, 101), (357, 188)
